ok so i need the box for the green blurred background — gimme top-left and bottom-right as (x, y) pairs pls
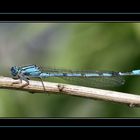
(0, 23), (140, 117)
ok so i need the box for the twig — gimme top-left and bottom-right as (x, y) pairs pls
(0, 76), (140, 107)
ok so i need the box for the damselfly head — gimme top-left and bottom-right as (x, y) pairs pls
(11, 66), (19, 77)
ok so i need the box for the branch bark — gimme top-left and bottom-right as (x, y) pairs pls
(0, 76), (140, 107)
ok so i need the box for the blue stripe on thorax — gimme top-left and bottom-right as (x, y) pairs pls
(21, 65), (37, 70)
(21, 65), (41, 76)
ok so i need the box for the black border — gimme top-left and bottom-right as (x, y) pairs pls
(0, 118), (139, 127)
(1, 3), (140, 13)
(0, 13), (140, 21)
(0, 13), (140, 127)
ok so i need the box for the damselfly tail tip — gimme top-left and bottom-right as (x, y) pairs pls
(132, 70), (140, 75)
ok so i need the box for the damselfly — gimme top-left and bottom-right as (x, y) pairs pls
(10, 64), (140, 88)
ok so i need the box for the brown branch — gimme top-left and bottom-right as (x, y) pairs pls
(0, 76), (140, 107)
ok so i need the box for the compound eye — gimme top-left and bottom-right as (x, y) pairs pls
(11, 66), (18, 77)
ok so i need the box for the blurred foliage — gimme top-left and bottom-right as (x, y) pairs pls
(0, 23), (140, 117)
